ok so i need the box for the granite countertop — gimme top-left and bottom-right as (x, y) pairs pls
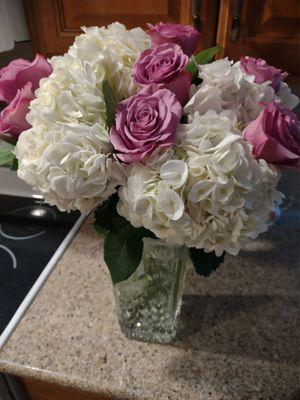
(0, 172), (299, 400)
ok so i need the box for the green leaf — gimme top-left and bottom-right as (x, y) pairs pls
(104, 222), (156, 284)
(94, 193), (119, 232)
(185, 46), (222, 77)
(103, 79), (117, 130)
(10, 156), (18, 171)
(104, 225), (144, 284)
(189, 248), (225, 277)
(94, 224), (109, 238)
(0, 144), (15, 167)
(94, 193), (157, 283)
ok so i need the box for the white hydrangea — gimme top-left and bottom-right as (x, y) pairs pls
(16, 23), (150, 213)
(275, 82), (299, 110)
(185, 84), (223, 115)
(15, 124), (118, 213)
(27, 55), (107, 129)
(184, 58), (297, 125)
(68, 23), (150, 99)
(118, 110), (282, 256)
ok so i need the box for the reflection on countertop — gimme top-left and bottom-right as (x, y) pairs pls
(0, 171), (299, 400)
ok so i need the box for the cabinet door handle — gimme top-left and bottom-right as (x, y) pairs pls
(193, 0), (201, 31)
(230, 0), (243, 42)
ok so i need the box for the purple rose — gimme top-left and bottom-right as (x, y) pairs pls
(133, 43), (192, 105)
(110, 85), (182, 163)
(0, 54), (52, 103)
(147, 22), (200, 57)
(243, 101), (300, 169)
(240, 56), (288, 93)
(0, 82), (34, 142)
(0, 54), (52, 141)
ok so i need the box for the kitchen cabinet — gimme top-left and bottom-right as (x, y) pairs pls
(23, 0), (219, 56)
(23, 0), (300, 80)
(21, 376), (109, 400)
(216, 0), (300, 82)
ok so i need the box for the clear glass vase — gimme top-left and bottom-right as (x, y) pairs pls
(114, 238), (188, 344)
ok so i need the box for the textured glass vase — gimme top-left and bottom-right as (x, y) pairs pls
(114, 238), (187, 344)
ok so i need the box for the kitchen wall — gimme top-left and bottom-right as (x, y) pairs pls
(0, 0), (33, 68)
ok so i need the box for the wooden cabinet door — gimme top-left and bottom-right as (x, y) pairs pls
(216, 0), (300, 82)
(21, 376), (110, 400)
(23, 0), (218, 57)
(24, 0), (193, 56)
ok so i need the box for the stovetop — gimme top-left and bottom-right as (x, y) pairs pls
(0, 194), (83, 344)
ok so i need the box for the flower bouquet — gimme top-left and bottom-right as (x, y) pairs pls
(1, 22), (299, 343)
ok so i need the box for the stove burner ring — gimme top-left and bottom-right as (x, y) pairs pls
(0, 205), (57, 241)
(0, 245), (17, 270)
(0, 226), (46, 241)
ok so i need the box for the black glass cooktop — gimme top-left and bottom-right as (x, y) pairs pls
(0, 195), (81, 335)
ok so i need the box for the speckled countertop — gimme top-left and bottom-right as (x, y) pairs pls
(0, 172), (299, 400)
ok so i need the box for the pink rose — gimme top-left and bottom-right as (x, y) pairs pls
(110, 85), (182, 163)
(0, 82), (34, 142)
(0, 54), (52, 103)
(133, 43), (192, 105)
(0, 54), (52, 141)
(243, 101), (300, 169)
(240, 56), (288, 93)
(147, 22), (200, 57)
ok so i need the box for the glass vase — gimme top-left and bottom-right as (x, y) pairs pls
(114, 238), (188, 344)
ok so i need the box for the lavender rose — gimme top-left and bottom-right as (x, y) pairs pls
(0, 82), (34, 142)
(147, 22), (200, 57)
(133, 43), (192, 105)
(0, 54), (52, 141)
(110, 85), (182, 163)
(243, 101), (300, 169)
(240, 56), (288, 93)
